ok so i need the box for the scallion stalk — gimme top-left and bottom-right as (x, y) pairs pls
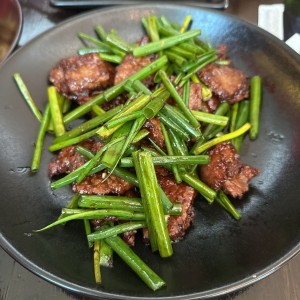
(249, 75), (262, 140)
(193, 123), (252, 154)
(133, 29), (201, 57)
(31, 104), (51, 172)
(13, 73), (43, 122)
(104, 234), (166, 291)
(132, 151), (173, 258)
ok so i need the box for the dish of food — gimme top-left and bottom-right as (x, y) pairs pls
(0, 4), (300, 300)
(0, 0), (22, 63)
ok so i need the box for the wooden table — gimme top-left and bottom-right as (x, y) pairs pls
(1, 0), (299, 299)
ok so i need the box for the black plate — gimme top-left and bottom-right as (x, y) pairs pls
(0, 4), (300, 300)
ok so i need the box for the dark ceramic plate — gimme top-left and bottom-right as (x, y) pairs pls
(0, 4), (300, 300)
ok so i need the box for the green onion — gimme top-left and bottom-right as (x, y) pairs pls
(147, 138), (168, 156)
(180, 15), (192, 33)
(193, 123), (252, 154)
(231, 100), (250, 152)
(92, 104), (106, 115)
(168, 128), (189, 157)
(158, 112), (190, 141)
(104, 111), (143, 129)
(104, 234), (166, 291)
(67, 147), (174, 214)
(79, 195), (144, 212)
(216, 190), (241, 220)
(160, 122), (181, 183)
(142, 90), (170, 118)
(78, 47), (110, 55)
(192, 110), (229, 126)
(78, 32), (111, 50)
(61, 208), (145, 221)
(35, 209), (145, 232)
(132, 151), (173, 257)
(95, 25), (108, 41)
(180, 52), (218, 85)
(120, 155), (209, 168)
(106, 32), (135, 53)
(133, 29), (201, 57)
(57, 193), (81, 220)
(101, 121), (134, 169)
(76, 135), (126, 183)
(171, 46), (196, 60)
(158, 69), (199, 128)
(146, 16), (160, 42)
(97, 90), (154, 139)
(31, 104), (51, 172)
(53, 105), (122, 144)
(63, 56), (168, 124)
(181, 173), (216, 203)
(84, 219), (93, 248)
(49, 127), (99, 152)
(13, 73), (43, 122)
(104, 117), (146, 172)
(134, 150), (176, 213)
(164, 50), (187, 67)
(182, 79), (190, 106)
(99, 239), (113, 267)
(48, 86), (65, 137)
(131, 80), (152, 95)
(161, 104), (202, 139)
(99, 53), (123, 64)
(93, 239), (101, 284)
(203, 102), (230, 138)
(88, 221), (146, 242)
(50, 162), (106, 190)
(249, 75), (262, 140)
(132, 129), (149, 143)
(230, 102), (239, 132)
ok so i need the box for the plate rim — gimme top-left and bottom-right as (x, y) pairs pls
(0, 4), (300, 299)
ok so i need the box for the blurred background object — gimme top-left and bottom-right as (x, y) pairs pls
(0, 0), (22, 63)
(284, 0), (300, 15)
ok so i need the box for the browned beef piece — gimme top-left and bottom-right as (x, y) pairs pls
(166, 77), (202, 111)
(73, 173), (133, 195)
(198, 63), (249, 103)
(49, 53), (115, 101)
(188, 82), (202, 111)
(114, 54), (155, 88)
(49, 139), (136, 245)
(49, 139), (133, 195)
(142, 117), (165, 149)
(201, 95), (220, 113)
(143, 167), (197, 243)
(48, 140), (104, 178)
(90, 217), (119, 229)
(173, 77), (218, 113)
(159, 175), (196, 242)
(200, 141), (259, 198)
(101, 94), (127, 111)
(120, 229), (137, 247)
(216, 44), (227, 60)
(137, 35), (151, 46)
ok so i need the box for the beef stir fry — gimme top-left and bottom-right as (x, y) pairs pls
(14, 15), (262, 291)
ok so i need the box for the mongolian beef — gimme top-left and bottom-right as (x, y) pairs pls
(16, 15), (262, 291)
